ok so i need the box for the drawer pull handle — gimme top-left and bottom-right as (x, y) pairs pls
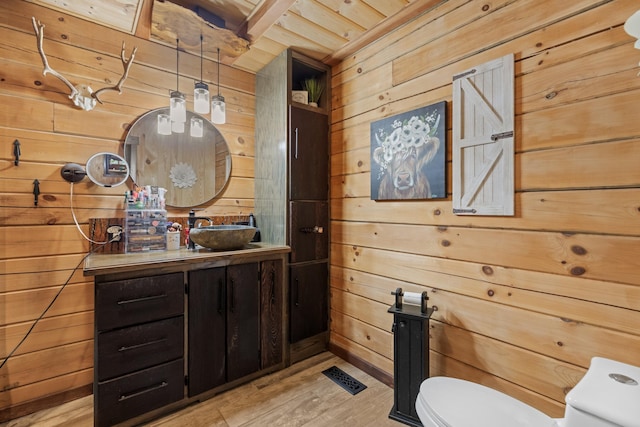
(117, 294), (167, 305)
(118, 338), (167, 352)
(119, 381), (168, 401)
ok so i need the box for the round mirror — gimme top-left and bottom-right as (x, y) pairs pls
(85, 152), (130, 187)
(124, 108), (232, 207)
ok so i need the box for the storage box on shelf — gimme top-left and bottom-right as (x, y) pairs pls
(125, 203), (168, 253)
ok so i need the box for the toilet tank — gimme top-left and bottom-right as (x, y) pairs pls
(564, 357), (640, 427)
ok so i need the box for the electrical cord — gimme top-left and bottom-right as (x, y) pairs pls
(1, 183), (121, 369)
(0, 251), (90, 369)
(70, 182), (121, 244)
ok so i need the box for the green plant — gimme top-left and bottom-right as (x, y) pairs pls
(303, 77), (324, 104)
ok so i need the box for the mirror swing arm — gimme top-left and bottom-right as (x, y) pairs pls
(61, 152), (130, 188)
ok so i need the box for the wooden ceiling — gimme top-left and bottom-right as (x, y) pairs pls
(29, 0), (444, 73)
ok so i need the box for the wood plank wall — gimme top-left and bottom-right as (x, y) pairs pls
(329, 0), (640, 418)
(0, 0), (255, 420)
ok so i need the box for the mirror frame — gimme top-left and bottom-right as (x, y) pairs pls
(124, 108), (232, 207)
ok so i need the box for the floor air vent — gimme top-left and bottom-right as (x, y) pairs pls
(322, 366), (367, 395)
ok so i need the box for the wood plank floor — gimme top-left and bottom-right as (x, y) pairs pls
(2, 352), (402, 427)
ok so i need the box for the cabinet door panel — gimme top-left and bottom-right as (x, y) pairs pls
(289, 106), (328, 201)
(188, 268), (226, 396)
(260, 260), (283, 369)
(227, 263), (260, 382)
(290, 262), (328, 343)
(289, 201), (328, 263)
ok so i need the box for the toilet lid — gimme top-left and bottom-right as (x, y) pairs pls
(417, 377), (555, 427)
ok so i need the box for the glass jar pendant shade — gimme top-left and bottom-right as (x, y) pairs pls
(211, 94), (225, 124)
(194, 82), (209, 114)
(170, 90), (186, 123)
(190, 116), (203, 137)
(157, 113), (171, 135)
(211, 47), (226, 124)
(171, 117), (185, 134)
(194, 34), (210, 114)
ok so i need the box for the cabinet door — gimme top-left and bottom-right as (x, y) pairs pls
(289, 262), (328, 343)
(289, 106), (328, 201)
(227, 263), (260, 382)
(188, 267), (226, 397)
(260, 260), (283, 369)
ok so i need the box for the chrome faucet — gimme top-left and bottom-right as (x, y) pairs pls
(187, 209), (213, 250)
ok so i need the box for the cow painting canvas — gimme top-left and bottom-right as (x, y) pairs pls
(370, 101), (446, 200)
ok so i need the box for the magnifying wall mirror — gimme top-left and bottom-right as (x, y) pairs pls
(61, 152), (130, 187)
(124, 108), (232, 207)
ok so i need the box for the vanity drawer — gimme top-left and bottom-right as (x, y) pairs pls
(95, 358), (184, 427)
(96, 272), (184, 331)
(96, 315), (184, 381)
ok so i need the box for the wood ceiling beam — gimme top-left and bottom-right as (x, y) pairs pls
(323, 0), (445, 66)
(150, 0), (250, 59)
(238, 0), (297, 43)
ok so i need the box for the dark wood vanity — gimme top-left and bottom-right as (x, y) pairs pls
(84, 244), (289, 427)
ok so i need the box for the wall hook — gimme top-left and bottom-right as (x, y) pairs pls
(33, 179), (40, 206)
(13, 139), (21, 165)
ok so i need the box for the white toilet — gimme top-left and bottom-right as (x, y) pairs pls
(416, 357), (640, 427)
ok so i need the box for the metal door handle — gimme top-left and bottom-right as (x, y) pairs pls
(230, 278), (235, 312)
(270, 269), (276, 304)
(300, 226), (323, 234)
(295, 128), (299, 159)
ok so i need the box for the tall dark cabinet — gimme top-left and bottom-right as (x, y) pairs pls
(255, 50), (330, 363)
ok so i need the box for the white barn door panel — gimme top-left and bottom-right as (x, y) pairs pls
(452, 54), (514, 216)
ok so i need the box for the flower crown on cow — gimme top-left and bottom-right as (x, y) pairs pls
(374, 109), (441, 180)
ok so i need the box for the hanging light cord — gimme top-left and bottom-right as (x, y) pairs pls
(200, 34), (204, 83)
(176, 38), (180, 91)
(217, 48), (221, 96)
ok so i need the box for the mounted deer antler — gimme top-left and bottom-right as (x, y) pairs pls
(31, 17), (137, 111)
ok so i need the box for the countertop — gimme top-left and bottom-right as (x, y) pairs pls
(84, 243), (290, 277)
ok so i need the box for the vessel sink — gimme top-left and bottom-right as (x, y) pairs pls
(188, 225), (257, 250)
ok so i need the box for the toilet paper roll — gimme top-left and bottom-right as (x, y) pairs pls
(404, 291), (423, 306)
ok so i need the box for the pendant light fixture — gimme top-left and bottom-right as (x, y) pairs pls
(211, 48), (226, 124)
(194, 34), (210, 114)
(169, 38), (186, 132)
